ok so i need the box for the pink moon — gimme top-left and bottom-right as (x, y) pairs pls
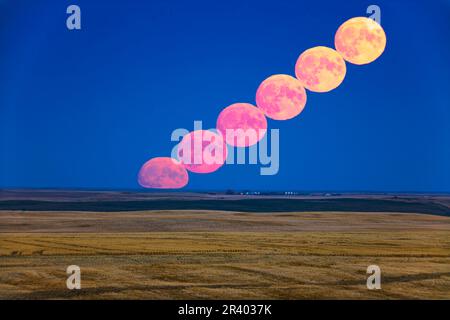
(216, 103), (268, 147)
(177, 130), (227, 173)
(256, 74), (307, 120)
(295, 46), (346, 92)
(138, 157), (189, 189)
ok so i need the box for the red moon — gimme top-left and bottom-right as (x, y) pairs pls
(138, 157), (188, 189)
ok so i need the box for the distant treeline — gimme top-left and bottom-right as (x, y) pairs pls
(0, 198), (449, 216)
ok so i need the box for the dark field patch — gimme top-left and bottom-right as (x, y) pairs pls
(0, 198), (449, 215)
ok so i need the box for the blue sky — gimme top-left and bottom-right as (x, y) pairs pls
(1, 0), (449, 192)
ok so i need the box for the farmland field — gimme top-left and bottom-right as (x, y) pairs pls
(0, 209), (449, 299)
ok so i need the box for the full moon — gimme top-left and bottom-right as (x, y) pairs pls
(295, 46), (346, 92)
(177, 130), (227, 174)
(138, 157), (188, 189)
(256, 74), (307, 120)
(216, 103), (267, 147)
(334, 17), (386, 65)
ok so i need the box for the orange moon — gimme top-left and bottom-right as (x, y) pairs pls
(216, 103), (267, 147)
(256, 74), (307, 120)
(295, 46), (346, 92)
(138, 157), (188, 189)
(334, 17), (386, 65)
(177, 130), (227, 174)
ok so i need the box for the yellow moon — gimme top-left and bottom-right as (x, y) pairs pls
(334, 17), (386, 65)
(295, 46), (346, 93)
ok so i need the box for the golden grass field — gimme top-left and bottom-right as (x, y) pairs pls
(0, 210), (449, 299)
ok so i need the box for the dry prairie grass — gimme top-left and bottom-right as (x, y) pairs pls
(1, 210), (450, 233)
(0, 234), (449, 298)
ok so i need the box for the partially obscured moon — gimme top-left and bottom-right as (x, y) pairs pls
(295, 46), (346, 92)
(216, 103), (267, 147)
(256, 74), (307, 120)
(177, 130), (227, 173)
(335, 17), (386, 65)
(138, 157), (188, 189)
